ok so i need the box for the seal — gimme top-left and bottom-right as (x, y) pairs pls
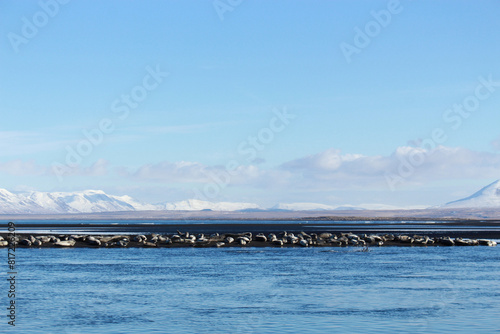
(398, 235), (413, 244)
(87, 239), (101, 246)
(479, 239), (497, 247)
(454, 238), (471, 246)
(133, 235), (147, 243)
(439, 237), (454, 246)
(54, 240), (76, 247)
(255, 234), (267, 242)
(364, 236), (375, 244)
(170, 235), (182, 242)
(38, 236), (51, 243)
(20, 239), (32, 246)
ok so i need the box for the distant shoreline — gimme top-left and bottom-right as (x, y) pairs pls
(1, 207), (500, 221)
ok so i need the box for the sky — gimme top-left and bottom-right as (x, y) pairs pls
(1, 0), (500, 208)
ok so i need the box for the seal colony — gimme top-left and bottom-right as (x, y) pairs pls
(0, 231), (497, 248)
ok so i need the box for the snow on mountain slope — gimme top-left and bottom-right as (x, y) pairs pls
(157, 199), (260, 211)
(0, 189), (158, 214)
(0, 189), (46, 214)
(4, 180), (494, 214)
(0, 188), (260, 214)
(440, 180), (500, 208)
(26, 191), (76, 213)
(111, 194), (158, 211)
(25, 190), (139, 213)
(48, 190), (138, 213)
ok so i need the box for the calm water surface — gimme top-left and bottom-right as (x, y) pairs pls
(3, 246), (500, 333)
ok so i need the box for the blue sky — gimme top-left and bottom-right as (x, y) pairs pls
(1, 0), (500, 207)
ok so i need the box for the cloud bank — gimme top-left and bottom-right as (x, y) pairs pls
(1, 145), (499, 205)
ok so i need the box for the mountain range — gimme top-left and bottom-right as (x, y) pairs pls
(0, 180), (499, 214)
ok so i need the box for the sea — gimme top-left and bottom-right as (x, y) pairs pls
(2, 220), (500, 333)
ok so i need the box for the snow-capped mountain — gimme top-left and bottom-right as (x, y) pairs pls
(440, 180), (500, 208)
(156, 199), (260, 211)
(0, 189), (45, 214)
(0, 189), (157, 214)
(3, 180), (498, 214)
(0, 188), (261, 214)
(25, 190), (158, 213)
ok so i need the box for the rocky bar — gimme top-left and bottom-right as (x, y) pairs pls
(1, 231), (497, 248)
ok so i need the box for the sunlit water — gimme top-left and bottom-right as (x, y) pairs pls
(3, 246), (500, 333)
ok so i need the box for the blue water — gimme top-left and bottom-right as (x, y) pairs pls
(2, 245), (500, 333)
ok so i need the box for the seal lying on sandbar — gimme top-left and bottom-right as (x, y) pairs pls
(54, 239), (76, 247)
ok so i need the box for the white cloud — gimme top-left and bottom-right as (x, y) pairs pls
(117, 146), (500, 192)
(46, 159), (110, 178)
(491, 136), (500, 151)
(125, 160), (270, 187)
(393, 146), (500, 180)
(129, 161), (212, 183)
(280, 148), (389, 188)
(2, 145), (500, 207)
(0, 159), (47, 176)
(84, 159), (110, 176)
(280, 146), (500, 190)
